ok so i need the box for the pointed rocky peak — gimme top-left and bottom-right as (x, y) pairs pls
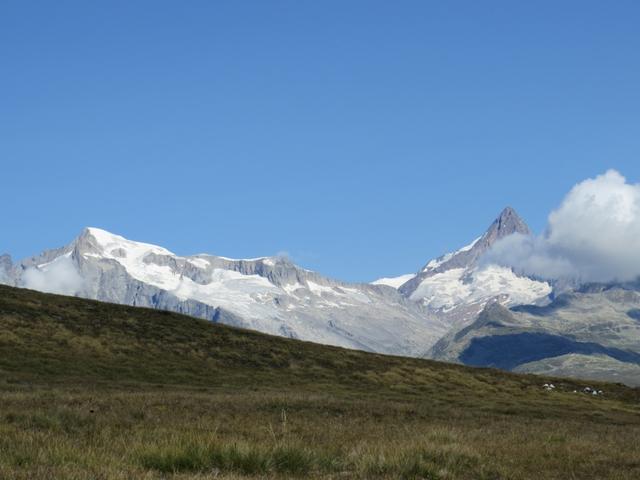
(429, 207), (529, 272)
(72, 227), (111, 256)
(399, 207), (531, 297)
(78, 227), (130, 248)
(451, 206), (529, 261)
(482, 207), (530, 243)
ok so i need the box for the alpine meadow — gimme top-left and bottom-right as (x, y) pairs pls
(0, 285), (639, 479)
(2, 2), (640, 479)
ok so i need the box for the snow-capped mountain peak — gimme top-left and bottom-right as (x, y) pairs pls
(402, 207), (530, 292)
(77, 227), (174, 259)
(385, 208), (551, 330)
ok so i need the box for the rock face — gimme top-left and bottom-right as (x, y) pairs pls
(6, 228), (446, 356)
(431, 287), (640, 385)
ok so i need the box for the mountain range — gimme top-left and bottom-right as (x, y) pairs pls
(2, 207), (639, 385)
(1, 226), (448, 356)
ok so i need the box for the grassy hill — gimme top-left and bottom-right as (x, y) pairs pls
(0, 284), (639, 479)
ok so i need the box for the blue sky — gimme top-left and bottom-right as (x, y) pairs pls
(1, 1), (639, 282)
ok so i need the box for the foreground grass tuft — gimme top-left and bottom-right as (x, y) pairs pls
(139, 442), (327, 475)
(138, 440), (491, 478)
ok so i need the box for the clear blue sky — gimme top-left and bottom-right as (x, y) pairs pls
(2, 1), (639, 282)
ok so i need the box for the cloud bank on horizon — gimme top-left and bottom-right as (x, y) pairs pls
(487, 169), (640, 284)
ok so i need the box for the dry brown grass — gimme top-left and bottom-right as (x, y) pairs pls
(0, 386), (639, 479)
(0, 285), (639, 478)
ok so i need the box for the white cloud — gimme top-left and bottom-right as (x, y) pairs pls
(22, 255), (84, 296)
(486, 170), (640, 283)
(276, 250), (291, 260)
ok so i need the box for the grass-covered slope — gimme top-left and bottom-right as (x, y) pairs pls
(0, 284), (639, 479)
